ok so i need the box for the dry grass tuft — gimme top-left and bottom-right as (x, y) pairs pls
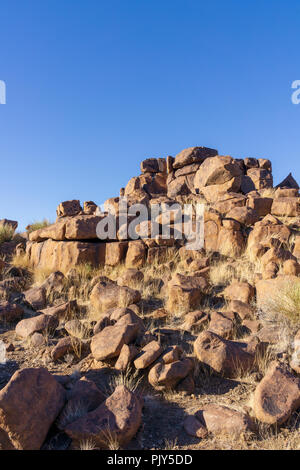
(108, 367), (143, 394)
(26, 219), (51, 233)
(101, 428), (121, 450)
(260, 279), (300, 324)
(57, 399), (90, 429)
(11, 252), (31, 270)
(209, 255), (262, 287)
(164, 437), (178, 450)
(0, 225), (15, 244)
(78, 438), (99, 451)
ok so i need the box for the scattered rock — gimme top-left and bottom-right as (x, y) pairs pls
(15, 313), (58, 339)
(253, 361), (300, 425)
(64, 385), (142, 448)
(194, 330), (255, 378)
(0, 301), (24, 322)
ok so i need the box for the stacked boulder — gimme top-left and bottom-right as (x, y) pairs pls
(24, 146), (299, 272)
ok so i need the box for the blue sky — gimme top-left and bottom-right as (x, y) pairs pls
(0, 0), (300, 230)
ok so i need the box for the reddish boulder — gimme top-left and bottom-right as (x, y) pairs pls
(194, 330), (255, 378)
(64, 385), (142, 448)
(0, 368), (65, 450)
(0, 301), (24, 322)
(253, 362), (300, 425)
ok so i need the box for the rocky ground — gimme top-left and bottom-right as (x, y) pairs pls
(0, 147), (299, 450)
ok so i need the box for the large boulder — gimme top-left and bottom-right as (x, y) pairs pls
(184, 404), (254, 438)
(0, 368), (65, 450)
(65, 215), (106, 240)
(125, 241), (146, 269)
(91, 317), (140, 361)
(148, 358), (193, 391)
(271, 197), (299, 217)
(64, 385), (142, 448)
(166, 273), (207, 314)
(15, 313), (58, 339)
(134, 341), (163, 369)
(0, 301), (24, 322)
(26, 239), (106, 273)
(90, 279), (141, 312)
(223, 281), (255, 304)
(226, 206), (259, 226)
(194, 330), (255, 378)
(194, 156), (242, 190)
(208, 311), (235, 339)
(243, 168), (273, 191)
(56, 200), (82, 217)
(23, 286), (46, 310)
(253, 362), (300, 425)
(247, 215), (291, 253)
(173, 147), (218, 169)
(105, 242), (128, 266)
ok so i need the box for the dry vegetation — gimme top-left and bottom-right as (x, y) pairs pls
(0, 225), (16, 245)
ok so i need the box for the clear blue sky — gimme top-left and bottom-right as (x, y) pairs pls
(1, 0), (300, 230)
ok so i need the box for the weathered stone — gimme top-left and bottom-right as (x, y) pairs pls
(117, 269), (144, 288)
(0, 368), (65, 450)
(166, 273), (207, 314)
(64, 385), (142, 448)
(134, 341), (163, 369)
(125, 241), (146, 269)
(208, 311), (235, 339)
(181, 311), (209, 332)
(183, 415), (208, 438)
(246, 195), (273, 217)
(26, 239), (106, 273)
(223, 281), (254, 304)
(185, 404), (254, 438)
(51, 336), (79, 361)
(0, 301), (24, 322)
(194, 330), (255, 378)
(173, 147), (218, 169)
(148, 358), (193, 391)
(56, 200), (82, 217)
(90, 321), (140, 361)
(40, 300), (77, 320)
(30, 332), (46, 348)
(115, 344), (139, 371)
(83, 201), (98, 215)
(58, 377), (106, 429)
(15, 313), (58, 339)
(23, 286), (46, 310)
(271, 197), (299, 217)
(105, 241), (128, 266)
(229, 300), (254, 321)
(226, 206), (259, 226)
(64, 215), (105, 240)
(194, 156), (242, 191)
(253, 361), (300, 425)
(160, 345), (183, 364)
(90, 279), (141, 312)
